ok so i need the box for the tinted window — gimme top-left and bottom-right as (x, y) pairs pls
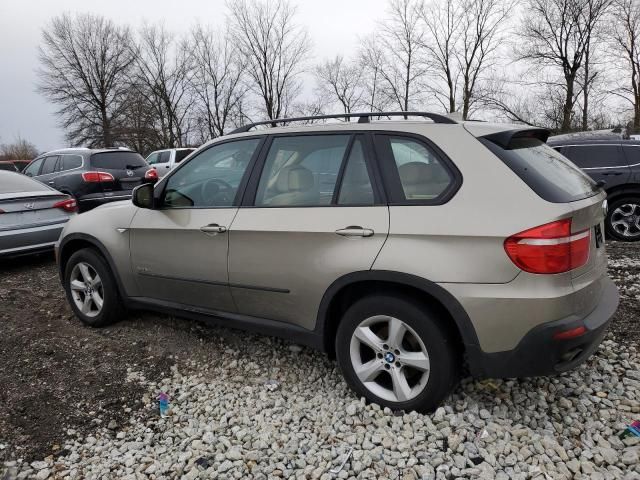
(255, 135), (349, 206)
(0, 172), (49, 194)
(384, 136), (453, 201)
(0, 163), (18, 172)
(61, 155), (83, 171)
(622, 145), (640, 165)
(40, 156), (59, 175)
(23, 158), (44, 177)
(146, 153), (159, 165)
(163, 139), (260, 208)
(338, 138), (374, 205)
(564, 145), (622, 169)
(175, 149), (194, 163)
(481, 137), (599, 203)
(91, 151), (147, 170)
(158, 151), (171, 163)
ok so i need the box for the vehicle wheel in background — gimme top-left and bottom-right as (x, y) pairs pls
(606, 196), (640, 241)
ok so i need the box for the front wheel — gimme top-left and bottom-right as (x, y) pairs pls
(63, 248), (125, 327)
(335, 295), (459, 413)
(606, 196), (640, 241)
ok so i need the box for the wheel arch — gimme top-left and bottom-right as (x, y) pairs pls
(58, 233), (127, 300)
(315, 271), (479, 362)
(605, 183), (640, 202)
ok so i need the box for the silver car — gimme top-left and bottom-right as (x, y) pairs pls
(56, 112), (619, 411)
(0, 170), (77, 257)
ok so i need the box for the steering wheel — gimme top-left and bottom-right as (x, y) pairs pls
(200, 178), (234, 206)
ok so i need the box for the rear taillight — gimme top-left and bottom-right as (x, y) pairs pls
(144, 168), (158, 181)
(53, 198), (78, 213)
(82, 171), (114, 182)
(504, 218), (590, 274)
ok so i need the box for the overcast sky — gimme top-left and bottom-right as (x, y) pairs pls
(0, 0), (387, 152)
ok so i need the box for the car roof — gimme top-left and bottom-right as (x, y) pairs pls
(40, 147), (135, 156)
(547, 138), (640, 146)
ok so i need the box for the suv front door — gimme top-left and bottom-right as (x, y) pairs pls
(129, 137), (264, 311)
(227, 133), (389, 330)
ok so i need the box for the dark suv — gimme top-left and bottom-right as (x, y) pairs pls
(23, 148), (158, 211)
(548, 138), (640, 241)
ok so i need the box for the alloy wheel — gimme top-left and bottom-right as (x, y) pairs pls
(349, 315), (430, 403)
(69, 262), (104, 318)
(610, 203), (640, 239)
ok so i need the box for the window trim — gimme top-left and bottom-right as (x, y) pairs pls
(241, 131), (386, 208)
(153, 136), (267, 210)
(372, 132), (462, 206)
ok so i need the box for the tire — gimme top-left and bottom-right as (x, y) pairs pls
(335, 294), (459, 413)
(63, 248), (125, 327)
(605, 196), (640, 242)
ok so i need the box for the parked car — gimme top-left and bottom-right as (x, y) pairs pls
(23, 148), (158, 212)
(547, 137), (640, 241)
(0, 161), (19, 172)
(0, 170), (77, 257)
(146, 148), (196, 177)
(56, 112), (618, 412)
(7, 159), (33, 172)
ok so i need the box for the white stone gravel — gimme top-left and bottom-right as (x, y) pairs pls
(4, 337), (640, 479)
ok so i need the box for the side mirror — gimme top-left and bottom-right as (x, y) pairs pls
(132, 183), (155, 209)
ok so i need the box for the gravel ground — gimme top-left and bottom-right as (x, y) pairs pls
(1, 242), (639, 479)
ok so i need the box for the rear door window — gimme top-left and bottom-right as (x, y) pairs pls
(622, 145), (640, 165)
(563, 145), (622, 169)
(158, 151), (171, 164)
(480, 136), (599, 203)
(175, 149), (194, 163)
(90, 151), (147, 170)
(40, 155), (60, 175)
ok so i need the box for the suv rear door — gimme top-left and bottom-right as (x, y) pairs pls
(227, 133), (389, 330)
(562, 144), (631, 188)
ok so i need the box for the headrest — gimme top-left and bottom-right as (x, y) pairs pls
(276, 166), (314, 193)
(398, 162), (436, 185)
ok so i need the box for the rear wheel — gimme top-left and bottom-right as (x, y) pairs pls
(335, 295), (459, 412)
(606, 196), (640, 241)
(64, 248), (124, 327)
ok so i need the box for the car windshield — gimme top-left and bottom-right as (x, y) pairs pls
(90, 151), (147, 170)
(481, 136), (600, 203)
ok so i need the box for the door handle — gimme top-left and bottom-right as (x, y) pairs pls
(335, 226), (374, 237)
(48, 181), (55, 185)
(165, 165), (170, 168)
(602, 171), (623, 176)
(200, 224), (227, 234)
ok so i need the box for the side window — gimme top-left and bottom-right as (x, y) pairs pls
(24, 158), (44, 177)
(158, 151), (171, 163)
(255, 135), (350, 206)
(338, 138), (374, 205)
(382, 136), (453, 202)
(40, 155), (60, 175)
(61, 155), (82, 171)
(146, 153), (159, 165)
(622, 145), (640, 166)
(175, 149), (194, 163)
(564, 145), (621, 169)
(162, 139), (261, 208)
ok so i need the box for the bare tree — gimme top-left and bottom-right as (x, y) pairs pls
(358, 35), (390, 112)
(132, 24), (195, 148)
(228, 0), (311, 120)
(611, 0), (640, 132)
(518, 0), (611, 133)
(377, 0), (429, 112)
(37, 13), (135, 147)
(315, 56), (364, 114)
(190, 24), (247, 138)
(0, 136), (39, 160)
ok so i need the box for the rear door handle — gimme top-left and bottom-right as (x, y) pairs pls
(200, 224), (227, 234)
(335, 226), (374, 237)
(48, 181), (55, 185)
(602, 171), (623, 176)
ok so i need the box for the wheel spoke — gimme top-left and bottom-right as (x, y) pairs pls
(70, 279), (85, 291)
(353, 326), (384, 352)
(81, 294), (92, 314)
(387, 317), (407, 348)
(398, 351), (430, 371)
(390, 368), (412, 402)
(78, 263), (92, 284)
(91, 291), (103, 310)
(355, 359), (382, 383)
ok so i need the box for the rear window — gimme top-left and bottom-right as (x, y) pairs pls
(480, 136), (600, 203)
(175, 149), (194, 163)
(0, 172), (49, 194)
(90, 151), (147, 170)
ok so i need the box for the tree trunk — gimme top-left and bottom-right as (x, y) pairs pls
(562, 75), (575, 133)
(101, 107), (112, 147)
(582, 45), (590, 131)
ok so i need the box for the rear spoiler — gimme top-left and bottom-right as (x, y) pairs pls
(481, 128), (550, 149)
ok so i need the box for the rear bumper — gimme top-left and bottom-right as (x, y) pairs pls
(0, 221), (67, 257)
(78, 191), (132, 210)
(468, 277), (619, 378)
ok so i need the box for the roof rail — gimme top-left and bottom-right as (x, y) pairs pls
(230, 111), (457, 134)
